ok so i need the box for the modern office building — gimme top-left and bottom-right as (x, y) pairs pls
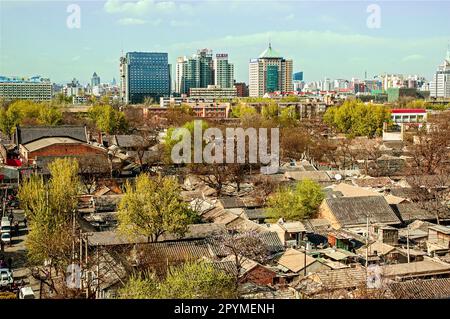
(189, 85), (237, 100)
(214, 53), (234, 89)
(176, 49), (234, 96)
(248, 44), (293, 97)
(429, 49), (450, 99)
(120, 52), (171, 104)
(91, 72), (100, 87)
(0, 76), (52, 101)
(293, 71), (303, 81)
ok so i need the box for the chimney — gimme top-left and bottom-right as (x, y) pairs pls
(98, 131), (103, 145)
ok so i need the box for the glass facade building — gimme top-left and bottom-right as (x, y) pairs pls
(120, 52), (171, 104)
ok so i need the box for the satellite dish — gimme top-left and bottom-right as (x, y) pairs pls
(335, 174), (342, 181)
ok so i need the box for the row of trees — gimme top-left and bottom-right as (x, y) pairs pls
(0, 100), (62, 136)
(323, 99), (391, 137)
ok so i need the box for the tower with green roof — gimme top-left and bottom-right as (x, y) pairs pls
(249, 43), (293, 97)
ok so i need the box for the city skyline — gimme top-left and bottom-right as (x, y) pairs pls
(0, 0), (449, 84)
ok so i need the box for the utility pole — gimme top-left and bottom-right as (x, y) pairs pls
(365, 216), (369, 268)
(407, 225), (410, 263)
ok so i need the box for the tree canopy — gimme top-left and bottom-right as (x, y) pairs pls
(87, 104), (128, 134)
(323, 99), (391, 137)
(0, 100), (62, 136)
(118, 261), (236, 299)
(18, 158), (80, 267)
(267, 179), (324, 221)
(117, 174), (196, 242)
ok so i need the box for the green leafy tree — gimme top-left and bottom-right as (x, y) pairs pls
(118, 262), (236, 299)
(117, 174), (194, 242)
(324, 99), (391, 137)
(18, 158), (79, 269)
(117, 272), (159, 299)
(261, 102), (279, 119)
(231, 103), (256, 118)
(38, 104), (62, 125)
(88, 104), (128, 134)
(267, 179), (324, 221)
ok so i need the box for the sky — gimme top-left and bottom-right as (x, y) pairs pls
(0, 0), (449, 85)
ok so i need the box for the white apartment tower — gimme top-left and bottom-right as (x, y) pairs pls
(429, 48), (450, 99)
(175, 56), (187, 94)
(214, 54), (234, 89)
(248, 44), (293, 97)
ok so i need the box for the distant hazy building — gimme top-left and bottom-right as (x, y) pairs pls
(249, 44), (293, 97)
(293, 71), (303, 81)
(189, 85), (237, 100)
(214, 53), (234, 89)
(429, 49), (450, 99)
(91, 72), (100, 87)
(120, 52), (171, 104)
(63, 78), (83, 97)
(0, 76), (52, 101)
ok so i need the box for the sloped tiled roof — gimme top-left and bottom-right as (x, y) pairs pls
(325, 196), (400, 227)
(277, 248), (318, 273)
(389, 278), (450, 299)
(15, 125), (87, 144)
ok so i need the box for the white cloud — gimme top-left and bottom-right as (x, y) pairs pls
(117, 18), (148, 25)
(71, 55), (81, 61)
(104, 0), (180, 16)
(402, 54), (424, 62)
(170, 20), (193, 28)
(285, 14), (295, 21)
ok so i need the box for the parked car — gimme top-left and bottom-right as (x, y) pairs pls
(1, 220), (11, 234)
(19, 287), (35, 299)
(1, 233), (11, 245)
(0, 268), (13, 287)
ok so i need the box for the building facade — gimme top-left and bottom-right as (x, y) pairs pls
(91, 72), (100, 87)
(176, 49), (235, 95)
(120, 52), (171, 104)
(235, 82), (249, 97)
(249, 44), (293, 97)
(429, 49), (450, 99)
(189, 85), (237, 100)
(0, 76), (52, 101)
(214, 54), (234, 89)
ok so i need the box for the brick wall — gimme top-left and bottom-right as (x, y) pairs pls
(241, 265), (276, 286)
(26, 143), (106, 163)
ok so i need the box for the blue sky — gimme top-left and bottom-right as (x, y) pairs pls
(0, 0), (449, 84)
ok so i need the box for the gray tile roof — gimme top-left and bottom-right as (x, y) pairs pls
(325, 196), (400, 227)
(15, 125), (87, 144)
(388, 278), (450, 299)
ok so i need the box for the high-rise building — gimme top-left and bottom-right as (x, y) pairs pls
(120, 52), (171, 104)
(248, 44), (293, 97)
(91, 72), (100, 87)
(429, 49), (450, 99)
(0, 76), (52, 101)
(214, 54), (234, 89)
(176, 49), (229, 96)
(293, 71), (303, 81)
